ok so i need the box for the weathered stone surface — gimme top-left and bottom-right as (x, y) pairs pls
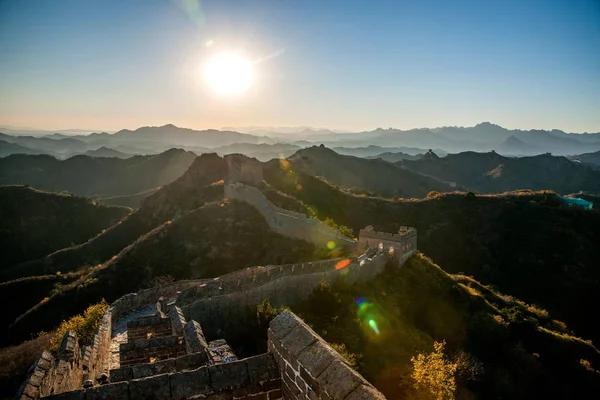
(184, 320), (208, 354)
(297, 341), (336, 379)
(38, 351), (54, 371)
(153, 359), (177, 375)
(345, 384), (387, 400)
(279, 325), (317, 358)
(41, 389), (85, 400)
(170, 366), (211, 399)
(86, 381), (129, 400)
(246, 354), (279, 383)
(175, 351), (209, 370)
(267, 388), (283, 400)
(130, 373), (171, 400)
(269, 311), (300, 340)
(131, 363), (155, 379)
(109, 367), (133, 383)
(317, 360), (362, 399)
(209, 360), (248, 391)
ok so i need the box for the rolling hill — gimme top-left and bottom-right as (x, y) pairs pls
(0, 186), (130, 268)
(401, 151), (600, 194)
(0, 148), (196, 206)
(287, 146), (456, 198)
(263, 160), (600, 346)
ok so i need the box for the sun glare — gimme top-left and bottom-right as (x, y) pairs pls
(203, 53), (254, 96)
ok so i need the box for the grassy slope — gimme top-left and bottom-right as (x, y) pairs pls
(293, 254), (600, 399)
(7, 200), (322, 344)
(263, 160), (600, 346)
(0, 186), (130, 267)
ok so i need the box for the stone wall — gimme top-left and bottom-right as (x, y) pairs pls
(268, 311), (385, 400)
(119, 336), (186, 367)
(224, 183), (356, 250)
(42, 353), (282, 400)
(180, 252), (389, 340)
(17, 310), (112, 400)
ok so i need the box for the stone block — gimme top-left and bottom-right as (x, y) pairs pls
(317, 360), (362, 400)
(345, 384), (386, 400)
(41, 389), (85, 400)
(184, 320), (208, 354)
(86, 381), (129, 400)
(260, 378), (281, 392)
(153, 359), (177, 375)
(279, 325), (317, 358)
(109, 367), (133, 383)
(209, 361), (248, 391)
(131, 363), (155, 379)
(245, 354), (279, 383)
(267, 388), (283, 400)
(298, 341), (336, 379)
(175, 351), (209, 370)
(268, 311), (300, 340)
(170, 366), (211, 399)
(130, 373), (171, 400)
(37, 351), (54, 371)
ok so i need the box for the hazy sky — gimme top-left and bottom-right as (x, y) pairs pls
(0, 0), (599, 132)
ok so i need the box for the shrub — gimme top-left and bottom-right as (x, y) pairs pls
(256, 299), (288, 331)
(49, 300), (108, 355)
(330, 342), (361, 368)
(427, 191), (440, 199)
(411, 340), (458, 400)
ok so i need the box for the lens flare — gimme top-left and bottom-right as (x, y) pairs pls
(296, 184), (303, 191)
(368, 319), (380, 335)
(327, 241), (336, 250)
(279, 159), (290, 169)
(335, 259), (351, 270)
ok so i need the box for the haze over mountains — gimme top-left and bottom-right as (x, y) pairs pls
(1, 122), (600, 161)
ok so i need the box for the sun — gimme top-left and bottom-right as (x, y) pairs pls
(203, 52), (254, 96)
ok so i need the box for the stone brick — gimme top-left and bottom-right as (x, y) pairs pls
(86, 381), (129, 400)
(317, 360), (362, 400)
(260, 378), (280, 392)
(245, 392), (267, 400)
(170, 366), (211, 399)
(345, 384), (386, 400)
(209, 361), (248, 391)
(109, 367), (133, 383)
(153, 359), (177, 376)
(176, 351), (210, 370)
(131, 363), (155, 379)
(184, 320), (208, 354)
(268, 312), (300, 340)
(266, 389), (282, 400)
(245, 354), (279, 383)
(297, 341), (336, 380)
(130, 373), (171, 400)
(279, 326), (317, 358)
(41, 389), (85, 400)
(37, 351), (54, 371)
(205, 391), (233, 400)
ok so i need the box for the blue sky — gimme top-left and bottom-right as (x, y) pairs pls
(0, 0), (598, 132)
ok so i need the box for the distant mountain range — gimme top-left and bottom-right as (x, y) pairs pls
(0, 149), (196, 206)
(1, 122), (599, 159)
(401, 150), (600, 194)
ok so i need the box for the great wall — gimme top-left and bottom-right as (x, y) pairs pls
(16, 173), (418, 400)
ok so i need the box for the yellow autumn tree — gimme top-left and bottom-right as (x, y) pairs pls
(411, 340), (458, 400)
